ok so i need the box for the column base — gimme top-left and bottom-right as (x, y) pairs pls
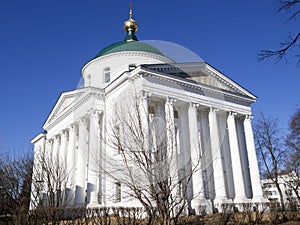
(233, 198), (252, 211)
(252, 196), (269, 204)
(87, 203), (101, 208)
(252, 196), (269, 211)
(233, 196), (251, 204)
(65, 188), (75, 207)
(73, 203), (87, 208)
(191, 198), (213, 215)
(213, 197), (232, 213)
(74, 186), (85, 206)
(87, 192), (98, 205)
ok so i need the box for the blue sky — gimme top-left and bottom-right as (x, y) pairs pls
(0, 1), (299, 153)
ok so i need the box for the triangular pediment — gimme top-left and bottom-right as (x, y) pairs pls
(187, 70), (232, 91)
(44, 88), (86, 126)
(141, 62), (256, 100)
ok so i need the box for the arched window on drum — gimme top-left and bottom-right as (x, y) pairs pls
(104, 67), (110, 83)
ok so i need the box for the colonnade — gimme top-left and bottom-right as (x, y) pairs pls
(41, 111), (102, 207)
(33, 92), (264, 211)
(143, 94), (264, 212)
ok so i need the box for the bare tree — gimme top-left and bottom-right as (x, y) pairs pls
(102, 93), (201, 225)
(258, 0), (300, 64)
(0, 152), (33, 219)
(254, 113), (287, 209)
(284, 107), (300, 202)
(30, 144), (70, 209)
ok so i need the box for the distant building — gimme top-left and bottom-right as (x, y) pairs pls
(261, 171), (299, 207)
(30, 8), (265, 214)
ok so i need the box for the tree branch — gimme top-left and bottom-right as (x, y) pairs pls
(258, 32), (300, 63)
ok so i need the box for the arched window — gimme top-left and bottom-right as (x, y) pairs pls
(104, 67), (110, 83)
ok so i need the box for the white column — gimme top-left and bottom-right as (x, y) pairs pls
(60, 130), (68, 167)
(141, 91), (150, 151)
(189, 103), (205, 211)
(52, 135), (61, 206)
(66, 124), (76, 206)
(74, 118), (88, 205)
(52, 135), (60, 165)
(99, 114), (105, 204)
(30, 133), (47, 210)
(141, 91), (149, 123)
(243, 115), (264, 202)
(208, 108), (227, 203)
(188, 104), (203, 193)
(59, 130), (68, 206)
(165, 97), (178, 195)
(43, 139), (53, 207)
(87, 111), (100, 205)
(46, 139), (53, 155)
(227, 112), (247, 202)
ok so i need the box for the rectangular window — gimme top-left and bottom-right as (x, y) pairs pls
(175, 126), (181, 154)
(104, 68), (110, 83)
(115, 182), (121, 202)
(114, 125), (122, 154)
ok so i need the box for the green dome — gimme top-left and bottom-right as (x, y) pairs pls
(95, 40), (165, 58)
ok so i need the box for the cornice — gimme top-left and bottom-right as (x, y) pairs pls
(203, 63), (257, 99)
(81, 51), (174, 75)
(44, 87), (104, 130)
(141, 62), (257, 100)
(49, 89), (86, 122)
(31, 132), (46, 144)
(137, 69), (255, 104)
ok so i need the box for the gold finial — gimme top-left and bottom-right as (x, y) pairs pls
(124, 2), (138, 33)
(129, 2), (133, 19)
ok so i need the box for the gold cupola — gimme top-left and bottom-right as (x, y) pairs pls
(124, 3), (138, 42)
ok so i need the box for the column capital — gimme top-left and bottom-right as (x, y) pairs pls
(88, 109), (101, 117)
(60, 129), (68, 136)
(54, 134), (60, 140)
(141, 90), (151, 99)
(189, 102), (200, 109)
(209, 107), (219, 114)
(90, 92), (104, 100)
(79, 117), (87, 124)
(228, 111), (238, 117)
(245, 114), (254, 120)
(166, 96), (177, 105)
(68, 124), (77, 132)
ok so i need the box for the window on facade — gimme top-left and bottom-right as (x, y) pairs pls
(174, 110), (179, 119)
(114, 125), (122, 154)
(87, 74), (91, 86)
(175, 126), (181, 154)
(286, 189), (293, 196)
(178, 169), (186, 198)
(104, 67), (110, 83)
(115, 182), (121, 202)
(148, 105), (155, 115)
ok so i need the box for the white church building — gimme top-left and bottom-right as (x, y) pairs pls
(30, 9), (265, 214)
